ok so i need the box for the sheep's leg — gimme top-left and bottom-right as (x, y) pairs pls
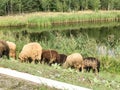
(88, 67), (91, 72)
(95, 68), (98, 75)
(41, 58), (46, 64)
(35, 60), (39, 64)
(81, 65), (84, 73)
(97, 67), (100, 72)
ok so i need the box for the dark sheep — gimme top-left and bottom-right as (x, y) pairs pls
(0, 40), (10, 59)
(82, 57), (100, 74)
(55, 54), (67, 66)
(40, 49), (59, 65)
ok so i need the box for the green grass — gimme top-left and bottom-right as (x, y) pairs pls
(1, 29), (120, 74)
(0, 11), (120, 27)
(0, 26), (120, 89)
(0, 59), (120, 90)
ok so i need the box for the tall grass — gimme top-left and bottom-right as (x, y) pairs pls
(0, 30), (120, 74)
(0, 11), (120, 27)
(1, 29), (120, 89)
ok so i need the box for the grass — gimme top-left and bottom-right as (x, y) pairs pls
(0, 59), (120, 90)
(1, 29), (120, 73)
(0, 21), (120, 33)
(0, 10), (120, 27)
(0, 23), (120, 89)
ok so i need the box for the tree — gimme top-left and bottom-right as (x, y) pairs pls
(114, 0), (120, 10)
(89, 0), (101, 11)
(41, 0), (52, 11)
(11, 0), (22, 14)
(50, 0), (63, 12)
(0, 0), (119, 16)
(108, 0), (114, 10)
(100, 0), (114, 10)
(0, 0), (8, 15)
(79, 0), (89, 10)
(70, 0), (80, 11)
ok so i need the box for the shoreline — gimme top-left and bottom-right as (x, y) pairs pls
(0, 11), (119, 28)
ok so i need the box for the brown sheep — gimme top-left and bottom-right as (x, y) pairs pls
(0, 40), (10, 59)
(63, 53), (83, 71)
(6, 41), (16, 59)
(40, 49), (59, 65)
(55, 54), (67, 66)
(82, 57), (100, 74)
(19, 42), (42, 64)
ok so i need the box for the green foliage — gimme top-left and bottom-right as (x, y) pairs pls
(0, 59), (120, 90)
(114, 0), (120, 10)
(70, 0), (80, 11)
(79, 0), (89, 10)
(100, 0), (118, 10)
(1, 28), (120, 75)
(41, 0), (51, 11)
(0, 0), (120, 15)
(0, 25), (120, 89)
(50, 0), (63, 12)
(88, 0), (101, 11)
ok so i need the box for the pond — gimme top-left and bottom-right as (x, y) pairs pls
(0, 21), (120, 58)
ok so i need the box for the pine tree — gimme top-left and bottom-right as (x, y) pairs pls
(89, 0), (101, 11)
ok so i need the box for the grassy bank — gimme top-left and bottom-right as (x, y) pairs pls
(0, 23), (120, 89)
(1, 30), (120, 74)
(0, 11), (120, 27)
(0, 59), (120, 90)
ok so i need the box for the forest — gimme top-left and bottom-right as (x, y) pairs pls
(0, 0), (120, 15)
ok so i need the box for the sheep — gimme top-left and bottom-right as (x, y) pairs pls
(40, 49), (59, 65)
(0, 40), (10, 59)
(6, 41), (16, 59)
(82, 57), (100, 74)
(63, 53), (83, 71)
(55, 54), (67, 66)
(18, 42), (42, 64)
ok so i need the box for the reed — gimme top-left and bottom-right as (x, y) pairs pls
(1, 30), (120, 74)
(0, 11), (120, 27)
(1, 29), (120, 89)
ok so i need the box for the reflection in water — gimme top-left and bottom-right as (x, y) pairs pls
(97, 46), (115, 57)
(22, 25), (120, 57)
(98, 46), (107, 56)
(28, 26), (120, 42)
(0, 22), (120, 57)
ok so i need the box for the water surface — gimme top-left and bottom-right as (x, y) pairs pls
(0, 21), (120, 57)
